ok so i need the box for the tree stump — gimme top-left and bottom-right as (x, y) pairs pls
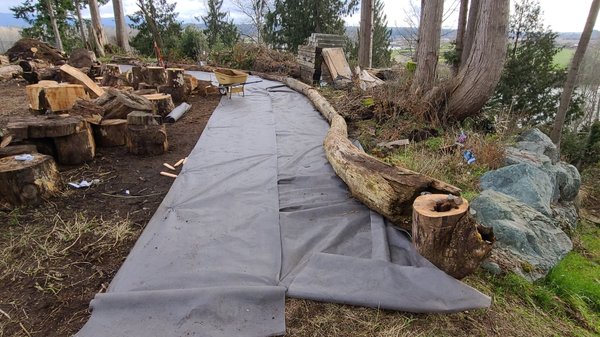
(53, 121), (96, 165)
(69, 98), (105, 124)
(183, 74), (198, 94)
(100, 63), (122, 87)
(26, 83), (87, 112)
(0, 154), (61, 206)
(126, 124), (168, 155)
(93, 119), (127, 147)
(145, 66), (167, 86)
(127, 111), (159, 126)
(412, 194), (495, 279)
(6, 115), (86, 140)
(0, 144), (38, 159)
(143, 93), (175, 116)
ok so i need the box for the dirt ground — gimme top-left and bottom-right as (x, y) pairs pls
(0, 79), (221, 336)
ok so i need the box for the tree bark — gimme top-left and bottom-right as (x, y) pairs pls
(455, 0), (469, 70)
(358, 0), (373, 68)
(460, 0), (480, 67)
(411, 0), (443, 94)
(126, 124), (168, 155)
(144, 93), (175, 116)
(412, 194), (494, 279)
(442, 0), (509, 121)
(74, 0), (88, 48)
(0, 154), (61, 207)
(550, 0), (600, 146)
(112, 0), (131, 53)
(93, 119), (127, 147)
(53, 121), (96, 164)
(46, 0), (64, 52)
(88, 0), (107, 55)
(101, 63), (122, 87)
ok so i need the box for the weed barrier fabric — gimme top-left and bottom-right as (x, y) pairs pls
(77, 74), (490, 337)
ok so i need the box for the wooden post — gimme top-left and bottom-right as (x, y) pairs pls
(93, 119), (127, 147)
(0, 154), (61, 206)
(412, 194), (494, 279)
(358, 0), (374, 68)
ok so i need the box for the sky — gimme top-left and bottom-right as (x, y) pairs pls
(0, 0), (599, 32)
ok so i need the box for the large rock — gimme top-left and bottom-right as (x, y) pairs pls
(471, 190), (572, 280)
(516, 128), (559, 164)
(504, 146), (551, 167)
(480, 163), (554, 216)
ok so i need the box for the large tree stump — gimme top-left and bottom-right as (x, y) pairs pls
(26, 82), (88, 111)
(145, 66), (167, 86)
(143, 93), (175, 116)
(126, 124), (168, 155)
(100, 64), (122, 87)
(0, 154), (61, 206)
(7, 115), (86, 140)
(98, 88), (155, 119)
(412, 194), (494, 279)
(93, 119), (127, 147)
(53, 121), (96, 165)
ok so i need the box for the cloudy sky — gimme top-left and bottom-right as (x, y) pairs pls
(0, 0), (599, 32)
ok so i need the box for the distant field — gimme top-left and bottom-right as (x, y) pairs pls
(554, 48), (575, 68)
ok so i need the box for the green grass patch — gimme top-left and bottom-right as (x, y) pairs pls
(554, 48), (575, 68)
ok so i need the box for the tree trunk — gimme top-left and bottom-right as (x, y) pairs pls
(88, 0), (107, 54)
(411, 0), (443, 94)
(87, 21), (105, 57)
(46, 0), (64, 52)
(255, 72), (461, 229)
(412, 194), (494, 279)
(460, 0), (480, 66)
(550, 0), (600, 146)
(112, 0), (131, 53)
(0, 154), (61, 207)
(454, 0), (469, 71)
(74, 0), (88, 48)
(53, 121), (96, 164)
(358, 0), (373, 69)
(442, 0), (509, 121)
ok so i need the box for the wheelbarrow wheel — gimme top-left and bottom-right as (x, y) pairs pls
(219, 87), (227, 95)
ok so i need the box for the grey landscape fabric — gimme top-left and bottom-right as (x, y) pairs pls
(77, 74), (490, 337)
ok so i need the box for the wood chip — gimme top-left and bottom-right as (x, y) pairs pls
(160, 171), (177, 178)
(173, 158), (185, 167)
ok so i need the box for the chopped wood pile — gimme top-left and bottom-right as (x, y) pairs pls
(296, 33), (345, 84)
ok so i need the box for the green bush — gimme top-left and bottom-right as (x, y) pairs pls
(179, 26), (209, 61)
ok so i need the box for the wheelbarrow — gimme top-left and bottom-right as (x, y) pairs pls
(213, 68), (261, 98)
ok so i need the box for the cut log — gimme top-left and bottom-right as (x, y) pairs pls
(53, 121), (96, 165)
(143, 93), (175, 116)
(412, 194), (494, 279)
(7, 115), (86, 139)
(68, 48), (97, 69)
(0, 144), (38, 159)
(99, 88), (155, 119)
(59, 64), (105, 98)
(69, 98), (105, 124)
(255, 73), (461, 230)
(183, 74), (198, 93)
(127, 111), (158, 126)
(126, 124), (168, 155)
(159, 68), (186, 103)
(93, 119), (127, 147)
(100, 63), (122, 87)
(19, 60), (60, 84)
(133, 88), (158, 95)
(0, 65), (23, 81)
(0, 154), (61, 206)
(145, 66), (167, 86)
(42, 84), (88, 112)
(131, 66), (145, 90)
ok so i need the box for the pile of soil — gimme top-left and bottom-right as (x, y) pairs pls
(6, 38), (66, 64)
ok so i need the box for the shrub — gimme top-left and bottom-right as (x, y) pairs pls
(179, 26), (209, 61)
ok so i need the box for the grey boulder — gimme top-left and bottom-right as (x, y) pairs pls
(516, 128), (559, 164)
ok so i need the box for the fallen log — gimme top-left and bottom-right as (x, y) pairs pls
(256, 73), (460, 229)
(0, 154), (61, 206)
(93, 119), (127, 147)
(412, 194), (494, 279)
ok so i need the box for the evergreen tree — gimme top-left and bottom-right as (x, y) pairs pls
(11, 0), (82, 51)
(372, 0), (392, 67)
(264, 0), (358, 52)
(202, 0), (240, 48)
(129, 0), (182, 56)
(491, 0), (583, 126)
